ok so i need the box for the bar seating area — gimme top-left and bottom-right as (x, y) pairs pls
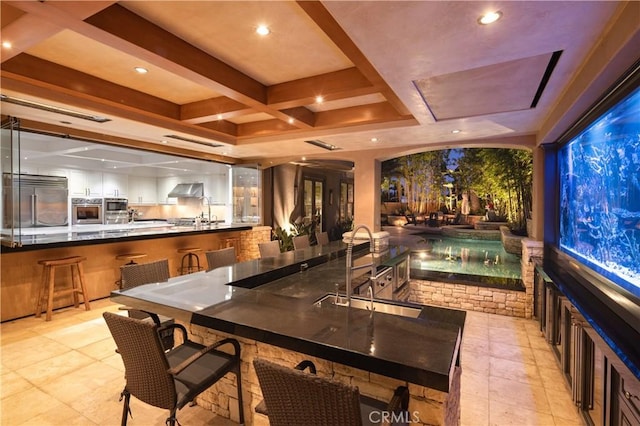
(103, 311), (244, 426)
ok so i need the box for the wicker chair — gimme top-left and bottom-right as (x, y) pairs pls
(253, 358), (409, 426)
(258, 240), (281, 258)
(205, 247), (236, 271)
(120, 259), (174, 349)
(292, 235), (311, 250)
(316, 231), (330, 246)
(103, 312), (244, 426)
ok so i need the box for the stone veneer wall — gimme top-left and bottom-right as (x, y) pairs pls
(186, 325), (461, 426)
(237, 226), (272, 261)
(409, 280), (528, 318)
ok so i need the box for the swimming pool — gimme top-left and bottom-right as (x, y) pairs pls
(409, 235), (523, 290)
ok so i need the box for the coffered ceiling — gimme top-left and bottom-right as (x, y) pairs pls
(0, 1), (637, 165)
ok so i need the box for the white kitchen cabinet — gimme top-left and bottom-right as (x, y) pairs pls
(102, 172), (128, 198)
(128, 176), (158, 205)
(69, 170), (103, 197)
(157, 176), (179, 205)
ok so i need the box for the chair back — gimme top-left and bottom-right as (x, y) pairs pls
(103, 312), (176, 410)
(258, 241), (281, 258)
(121, 259), (170, 289)
(205, 247), (236, 271)
(292, 235), (310, 250)
(253, 358), (362, 426)
(316, 232), (329, 246)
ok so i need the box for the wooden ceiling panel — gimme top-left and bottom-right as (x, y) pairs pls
(121, 1), (353, 85)
(25, 29), (221, 105)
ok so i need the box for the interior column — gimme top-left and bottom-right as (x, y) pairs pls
(531, 145), (545, 241)
(352, 153), (381, 232)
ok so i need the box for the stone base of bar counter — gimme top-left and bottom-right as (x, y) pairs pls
(188, 324), (461, 426)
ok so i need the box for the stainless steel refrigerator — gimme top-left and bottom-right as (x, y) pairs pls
(3, 174), (69, 227)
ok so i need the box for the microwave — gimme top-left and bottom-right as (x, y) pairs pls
(71, 198), (103, 224)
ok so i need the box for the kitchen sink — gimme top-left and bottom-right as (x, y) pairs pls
(314, 294), (422, 318)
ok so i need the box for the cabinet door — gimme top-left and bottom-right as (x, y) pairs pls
(157, 176), (179, 205)
(69, 170), (103, 196)
(102, 172), (128, 198)
(128, 176), (158, 204)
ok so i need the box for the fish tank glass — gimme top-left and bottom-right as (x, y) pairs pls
(558, 85), (640, 299)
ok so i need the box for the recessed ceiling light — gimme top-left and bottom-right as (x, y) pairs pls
(451, 129), (461, 134)
(302, 157), (306, 161)
(161, 140), (168, 144)
(134, 66), (148, 74)
(315, 96), (324, 103)
(2, 41), (12, 49)
(288, 117), (294, 124)
(371, 137), (378, 142)
(101, 159), (105, 162)
(256, 25), (270, 36)
(216, 114), (223, 120)
(478, 11), (502, 25)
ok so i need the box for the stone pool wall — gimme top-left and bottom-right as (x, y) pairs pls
(409, 238), (543, 319)
(185, 325), (461, 426)
(408, 279), (528, 317)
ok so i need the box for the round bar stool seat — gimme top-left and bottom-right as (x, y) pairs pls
(177, 248), (203, 275)
(116, 253), (147, 265)
(36, 256), (91, 321)
(115, 253), (148, 289)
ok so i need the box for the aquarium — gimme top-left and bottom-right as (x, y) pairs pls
(558, 85), (640, 299)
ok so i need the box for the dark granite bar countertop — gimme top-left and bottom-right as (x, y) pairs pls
(0, 222), (254, 251)
(111, 241), (465, 392)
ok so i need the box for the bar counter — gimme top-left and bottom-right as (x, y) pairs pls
(111, 242), (465, 425)
(0, 222), (270, 321)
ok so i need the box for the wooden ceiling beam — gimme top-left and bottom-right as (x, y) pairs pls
(279, 107), (316, 127)
(2, 54), (180, 119)
(267, 68), (375, 109)
(181, 97), (254, 124)
(315, 102), (408, 127)
(84, 4), (269, 106)
(297, 1), (412, 116)
(0, 8), (61, 63)
(1, 71), (238, 145)
(235, 102), (411, 140)
(197, 120), (239, 136)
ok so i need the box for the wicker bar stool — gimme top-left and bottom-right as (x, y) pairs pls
(177, 248), (203, 275)
(115, 253), (147, 288)
(36, 256), (91, 321)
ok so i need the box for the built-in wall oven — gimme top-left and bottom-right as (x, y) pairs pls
(71, 197), (103, 224)
(104, 198), (128, 225)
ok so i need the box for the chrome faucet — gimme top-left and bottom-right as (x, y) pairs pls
(344, 224), (376, 307)
(200, 196), (212, 224)
(365, 284), (374, 312)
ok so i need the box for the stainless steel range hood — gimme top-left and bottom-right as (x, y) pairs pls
(167, 183), (204, 198)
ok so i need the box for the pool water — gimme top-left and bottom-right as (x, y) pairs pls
(410, 236), (523, 289)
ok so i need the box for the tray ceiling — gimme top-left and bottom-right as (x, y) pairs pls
(0, 1), (631, 164)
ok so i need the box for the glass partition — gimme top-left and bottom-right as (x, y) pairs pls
(1, 117), (22, 247)
(231, 165), (260, 224)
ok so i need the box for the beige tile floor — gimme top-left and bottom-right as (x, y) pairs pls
(1, 298), (584, 425)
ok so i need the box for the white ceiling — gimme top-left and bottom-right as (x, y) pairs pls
(1, 1), (638, 166)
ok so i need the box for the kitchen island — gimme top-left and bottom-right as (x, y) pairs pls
(111, 241), (465, 425)
(0, 222), (270, 321)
